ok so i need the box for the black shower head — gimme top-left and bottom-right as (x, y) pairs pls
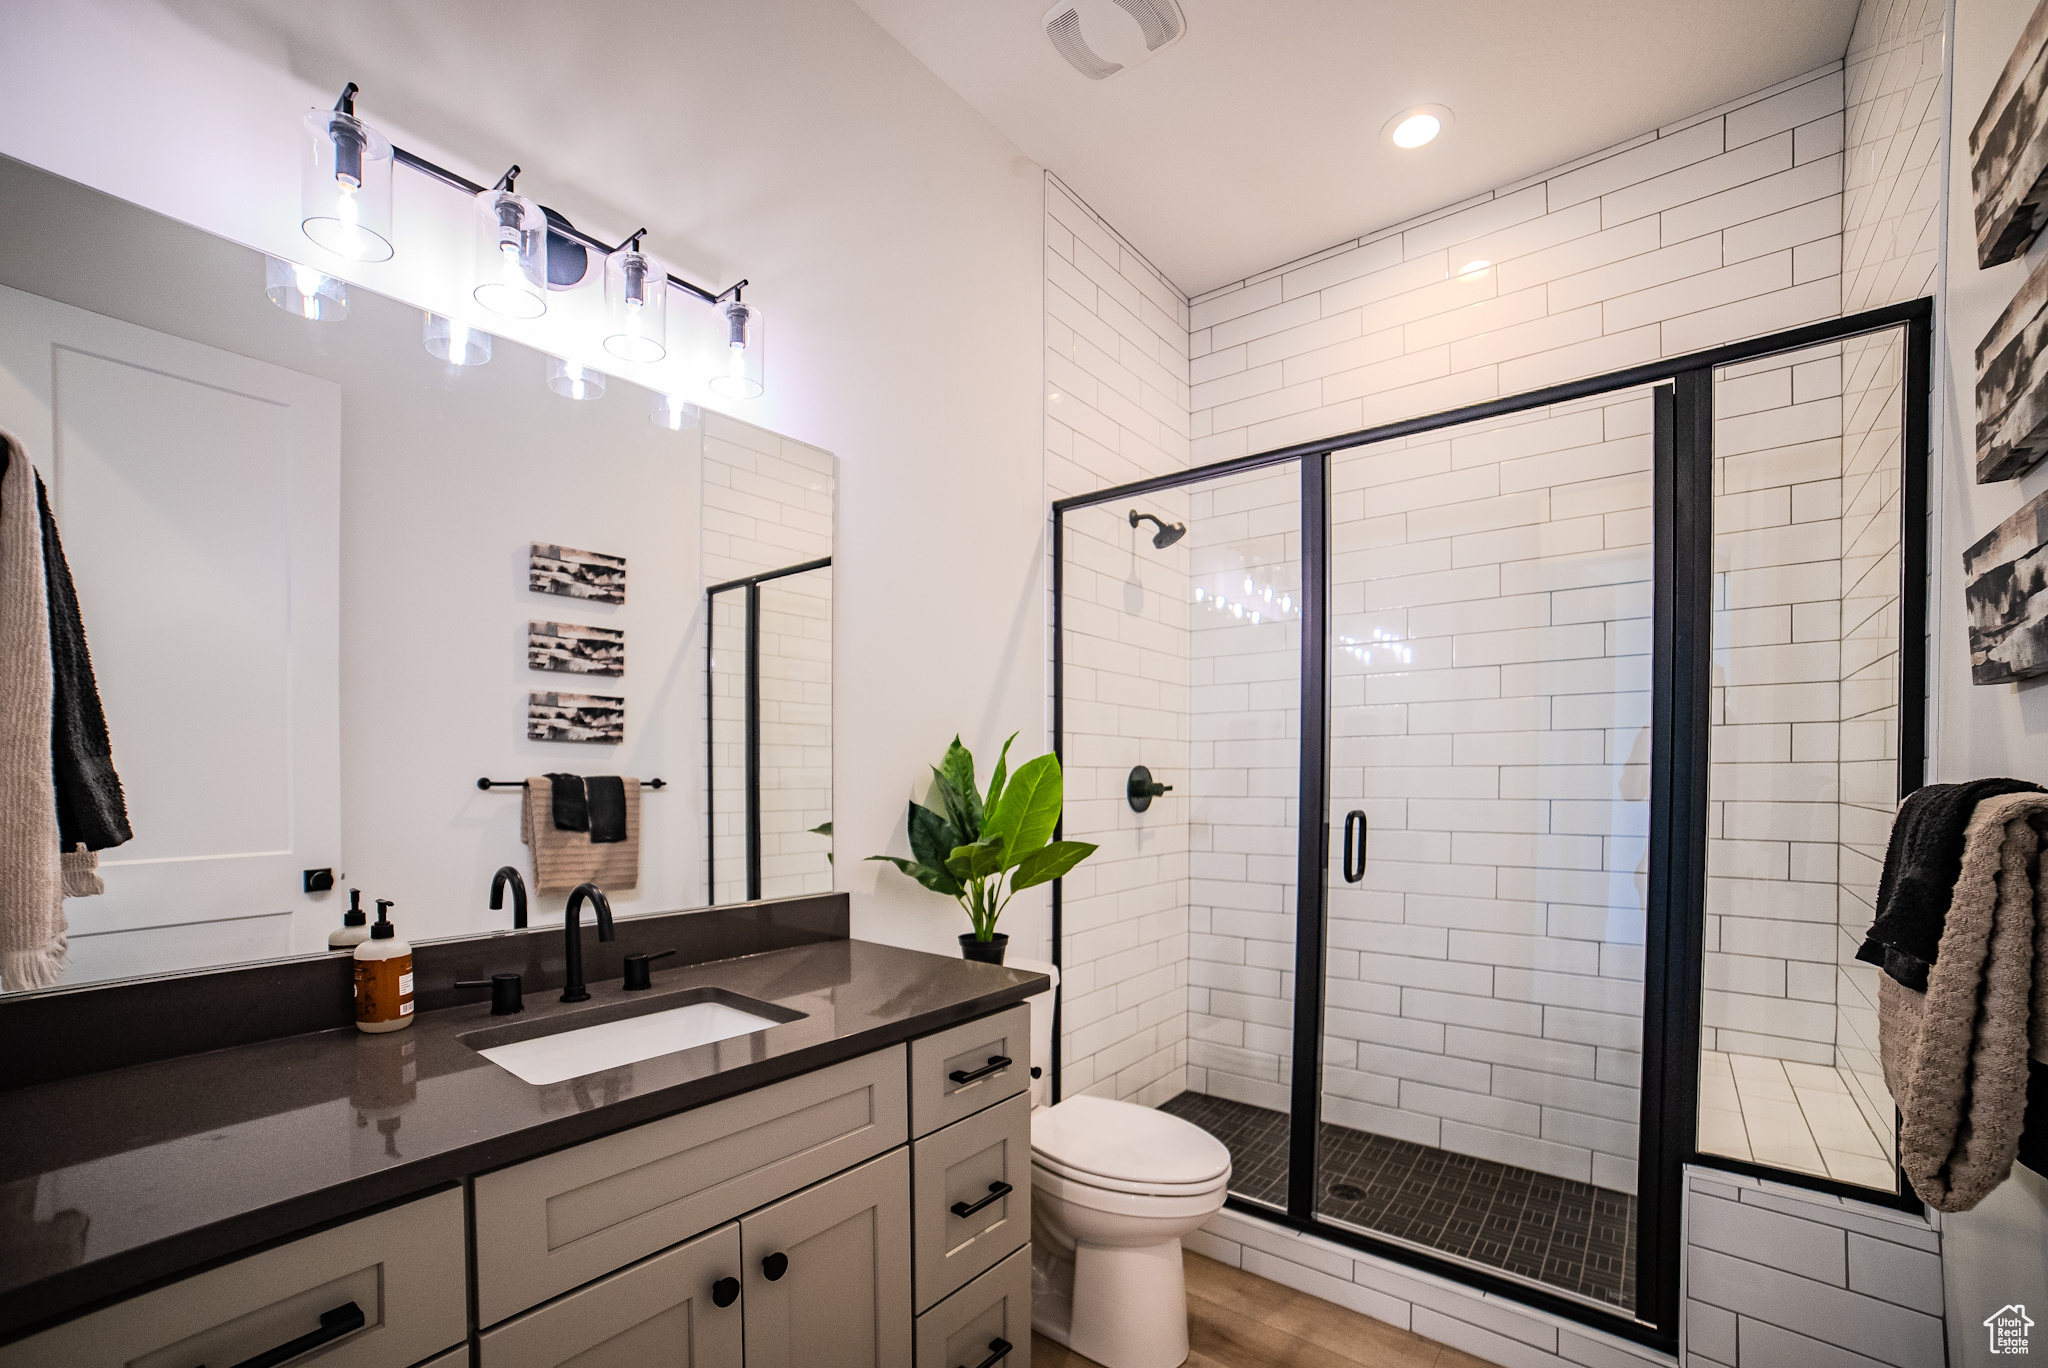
(1129, 509), (1187, 549)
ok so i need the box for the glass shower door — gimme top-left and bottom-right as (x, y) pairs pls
(1319, 385), (1659, 1312)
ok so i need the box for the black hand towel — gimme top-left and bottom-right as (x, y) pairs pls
(586, 776), (627, 844)
(36, 472), (129, 852)
(1857, 777), (2042, 989)
(545, 773), (589, 832)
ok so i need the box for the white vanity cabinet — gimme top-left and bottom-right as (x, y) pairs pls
(0, 1188), (466, 1368)
(740, 1148), (913, 1367)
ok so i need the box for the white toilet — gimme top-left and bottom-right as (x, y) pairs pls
(1014, 959), (1230, 1368)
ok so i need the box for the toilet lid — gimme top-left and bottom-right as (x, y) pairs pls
(1030, 1096), (1231, 1186)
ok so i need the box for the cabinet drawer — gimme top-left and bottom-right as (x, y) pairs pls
(912, 1090), (1031, 1311)
(909, 1005), (1029, 1136)
(915, 1243), (1031, 1368)
(475, 1046), (907, 1326)
(0, 1189), (464, 1368)
(479, 1221), (743, 1368)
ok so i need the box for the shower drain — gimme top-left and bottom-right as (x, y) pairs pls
(1327, 1182), (1367, 1201)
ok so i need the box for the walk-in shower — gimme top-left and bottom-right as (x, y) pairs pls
(1049, 300), (1931, 1352)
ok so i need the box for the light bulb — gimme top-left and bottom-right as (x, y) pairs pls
(265, 256), (347, 320)
(651, 392), (700, 431)
(546, 357), (605, 401)
(474, 189), (546, 319)
(1392, 114), (1440, 148)
(300, 107), (393, 262)
(423, 312), (490, 365)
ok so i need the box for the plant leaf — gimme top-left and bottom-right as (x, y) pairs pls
(1010, 839), (1097, 891)
(986, 753), (1062, 865)
(864, 854), (963, 897)
(929, 771), (979, 846)
(906, 801), (963, 870)
(984, 733), (1018, 824)
(940, 736), (982, 835)
(945, 836), (1007, 882)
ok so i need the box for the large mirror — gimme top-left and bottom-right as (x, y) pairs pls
(0, 154), (834, 993)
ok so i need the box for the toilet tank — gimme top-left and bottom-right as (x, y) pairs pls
(1010, 957), (1059, 1108)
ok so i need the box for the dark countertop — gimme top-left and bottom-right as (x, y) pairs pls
(0, 939), (1047, 1341)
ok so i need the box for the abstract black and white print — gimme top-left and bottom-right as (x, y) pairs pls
(530, 543), (626, 604)
(1965, 485), (2048, 683)
(527, 691), (625, 744)
(528, 621), (625, 677)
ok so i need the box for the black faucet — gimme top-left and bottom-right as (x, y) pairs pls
(561, 882), (615, 1003)
(490, 866), (528, 929)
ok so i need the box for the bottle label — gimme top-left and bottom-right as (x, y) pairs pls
(355, 952), (415, 1024)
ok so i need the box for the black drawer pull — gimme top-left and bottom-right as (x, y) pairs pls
(948, 1055), (1012, 1085)
(213, 1301), (365, 1368)
(951, 1181), (1013, 1219)
(961, 1337), (1014, 1368)
(1342, 810), (1367, 883)
(712, 1276), (740, 1307)
(762, 1251), (789, 1281)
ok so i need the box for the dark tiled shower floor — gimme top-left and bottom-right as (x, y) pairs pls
(1159, 1091), (1636, 1311)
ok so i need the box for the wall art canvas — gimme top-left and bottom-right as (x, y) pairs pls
(528, 691), (625, 744)
(1976, 255), (2048, 482)
(1971, 0), (2048, 267)
(1965, 486), (2048, 683)
(529, 621), (625, 677)
(531, 543), (626, 604)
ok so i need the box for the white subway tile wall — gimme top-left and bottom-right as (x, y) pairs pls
(702, 413), (836, 903)
(1044, 174), (1197, 1103)
(1681, 1167), (1942, 1368)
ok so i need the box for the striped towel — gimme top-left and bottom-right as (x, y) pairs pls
(521, 775), (640, 893)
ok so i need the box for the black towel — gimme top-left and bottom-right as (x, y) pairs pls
(1857, 777), (2042, 990)
(586, 776), (627, 844)
(2020, 1059), (2048, 1181)
(545, 773), (588, 832)
(35, 472), (129, 852)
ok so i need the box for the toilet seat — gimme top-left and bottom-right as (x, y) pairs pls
(1030, 1151), (1229, 1197)
(1031, 1161), (1229, 1219)
(1031, 1095), (1231, 1189)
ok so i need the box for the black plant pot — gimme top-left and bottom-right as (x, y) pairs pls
(959, 932), (1009, 965)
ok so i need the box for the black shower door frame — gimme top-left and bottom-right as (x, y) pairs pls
(1048, 298), (1932, 1352)
(704, 555), (831, 903)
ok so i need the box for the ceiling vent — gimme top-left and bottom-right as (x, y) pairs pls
(1042, 0), (1186, 81)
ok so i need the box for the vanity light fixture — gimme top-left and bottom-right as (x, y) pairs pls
(1384, 104), (1452, 151)
(423, 312), (491, 366)
(651, 392), (701, 431)
(474, 169), (548, 320)
(300, 84), (394, 262)
(264, 257), (348, 320)
(604, 232), (669, 363)
(709, 296), (764, 399)
(547, 356), (605, 401)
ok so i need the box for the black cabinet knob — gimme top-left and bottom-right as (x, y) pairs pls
(711, 1276), (740, 1308)
(761, 1251), (789, 1281)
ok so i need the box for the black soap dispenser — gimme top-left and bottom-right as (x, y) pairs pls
(328, 889), (371, 951)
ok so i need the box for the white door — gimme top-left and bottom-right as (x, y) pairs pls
(0, 283), (340, 981)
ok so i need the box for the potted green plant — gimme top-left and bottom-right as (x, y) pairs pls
(868, 734), (1096, 964)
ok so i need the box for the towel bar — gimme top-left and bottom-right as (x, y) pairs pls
(476, 777), (667, 790)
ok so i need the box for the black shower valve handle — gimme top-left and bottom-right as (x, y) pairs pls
(1128, 765), (1173, 812)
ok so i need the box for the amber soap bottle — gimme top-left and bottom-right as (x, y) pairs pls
(353, 899), (415, 1033)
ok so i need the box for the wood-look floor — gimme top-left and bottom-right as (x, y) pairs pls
(1030, 1251), (1495, 1368)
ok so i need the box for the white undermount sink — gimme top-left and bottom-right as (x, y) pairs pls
(477, 998), (789, 1085)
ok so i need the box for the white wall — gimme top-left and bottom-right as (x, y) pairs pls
(1937, 0), (2048, 1361)
(0, 0), (1050, 956)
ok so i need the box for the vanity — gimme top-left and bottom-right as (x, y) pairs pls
(0, 897), (1044, 1368)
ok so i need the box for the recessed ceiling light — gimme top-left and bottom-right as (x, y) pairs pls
(1383, 105), (1453, 151)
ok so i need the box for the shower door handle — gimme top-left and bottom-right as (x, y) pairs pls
(1342, 811), (1367, 883)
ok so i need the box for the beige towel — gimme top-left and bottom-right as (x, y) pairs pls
(1880, 789), (2048, 1210)
(0, 432), (64, 990)
(520, 776), (640, 894)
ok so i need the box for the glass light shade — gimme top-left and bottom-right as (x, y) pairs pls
(300, 109), (394, 262)
(707, 299), (764, 399)
(651, 393), (701, 431)
(604, 245), (669, 362)
(423, 312), (491, 366)
(474, 190), (548, 319)
(547, 357), (606, 401)
(264, 257), (348, 320)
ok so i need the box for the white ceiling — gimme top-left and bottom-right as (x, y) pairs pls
(851, 0), (1861, 296)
